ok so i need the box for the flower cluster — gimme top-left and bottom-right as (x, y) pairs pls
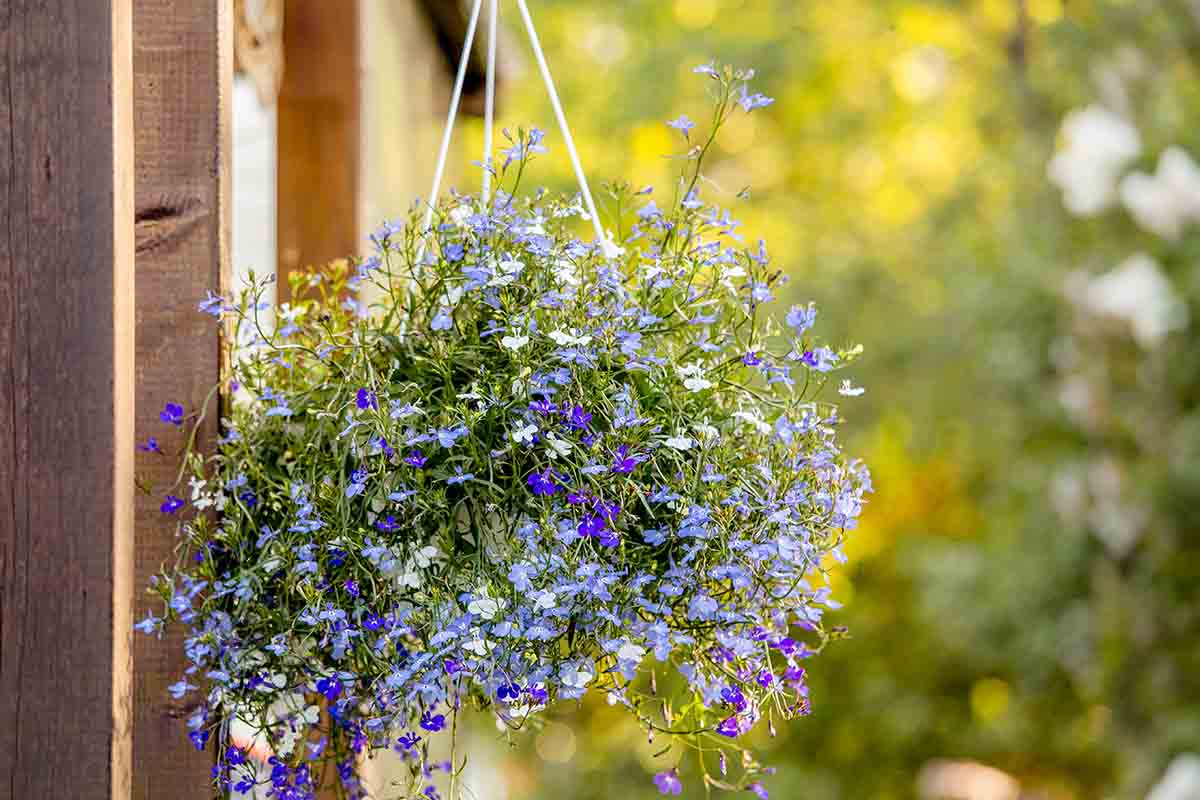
(138, 65), (868, 799)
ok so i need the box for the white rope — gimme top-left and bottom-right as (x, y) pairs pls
(418, 0), (614, 260)
(417, 0), (484, 261)
(513, 0), (610, 252)
(481, 0), (499, 205)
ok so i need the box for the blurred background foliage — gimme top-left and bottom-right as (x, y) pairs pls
(451, 1), (1200, 798)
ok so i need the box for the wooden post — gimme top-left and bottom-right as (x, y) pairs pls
(130, 1), (232, 798)
(276, 0), (361, 300)
(0, 1), (136, 797)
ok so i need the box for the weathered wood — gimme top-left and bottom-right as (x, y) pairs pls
(0, 1), (136, 797)
(131, 1), (231, 797)
(276, 0), (361, 300)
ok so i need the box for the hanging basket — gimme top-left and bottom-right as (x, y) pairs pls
(138, 2), (870, 797)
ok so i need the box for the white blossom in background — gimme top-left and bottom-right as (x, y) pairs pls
(1068, 252), (1188, 348)
(1047, 105), (1141, 216)
(1147, 754), (1200, 800)
(1119, 146), (1200, 240)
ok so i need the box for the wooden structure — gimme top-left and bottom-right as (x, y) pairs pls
(0, 1), (488, 797)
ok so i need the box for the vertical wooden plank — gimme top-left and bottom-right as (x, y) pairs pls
(276, 0), (361, 299)
(130, 1), (231, 798)
(0, 1), (136, 797)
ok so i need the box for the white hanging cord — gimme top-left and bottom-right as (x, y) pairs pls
(481, 0), (500, 205)
(417, 0), (484, 261)
(514, 0), (610, 251)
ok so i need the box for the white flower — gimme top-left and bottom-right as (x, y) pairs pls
(693, 421), (719, 441)
(553, 258), (580, 286)
(838, 380), (865, 397)
(448, 205), (473, 227)
(395, 562), (423, 589)
(559, 660), (595, 689)
(547, 328), (592, 346)
(616, 641), (646, 665)
(1070, 252), (1188, 348)
(600, 232), (625, 259)
(411, 545), (440, 569)
(468, 589), (506, 620)
(511, 422), (538, 444)
(544, 433), (572, 459)
(531, 589), (558, 611)
(677, 362), (712, 393)
(733, 409), (772, 435)
(1147, 753), (1200, 800)
(1047, 105), (1141, 216)
(501, 332), (529, 351)
(463, 630), (495, 656)
(665, 434), (694, 451)
(489, 257), (526, 287)
(1119, 146), (1200, 240)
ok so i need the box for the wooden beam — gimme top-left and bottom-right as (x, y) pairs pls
(276, 0), (361, 300)
(0, 1), (136, 797)
(130, 1), (231, 798)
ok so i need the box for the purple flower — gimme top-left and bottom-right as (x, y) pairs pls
(529, 398), (557, 415)
(741, 351), (762, 366)
(344, 579), (360, 598)
(748, 782), (769, 799)
(160, 495), (184, 515)
(526, 469), (559, 497)
(138, 436), (163, 454)
(159, 402), (184, 426)
(567, 405), (592, 430)
(653, 770), (682, 795)
(420, 711), (446, 732)
(443, 658), (463, 675)
(395, 732), (421, 751)
(307, 737), (328, 761)
(612, 444), (639, 474)
(715, 716), (740, 737)
(721, 684), (748, 712)
(756, 670), (774, 688)
(375, 515), (400, 532)
(316, 677), (342, 702)
(404, 450), (428, 468)
(188, 729), (210, 751)
(431, 309), (453, 331)
(497, 684), (521, 702)
(356, 388), (377, 410)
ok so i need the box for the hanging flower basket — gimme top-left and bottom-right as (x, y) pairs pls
(137, 4), (869, 797)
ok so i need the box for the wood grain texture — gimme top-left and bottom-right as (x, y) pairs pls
(0, 1), (135, 797)
(276, 0), (361, 300)
(131, 1), (231, 797)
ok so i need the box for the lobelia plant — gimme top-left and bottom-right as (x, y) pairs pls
(137, 65), (870, 800)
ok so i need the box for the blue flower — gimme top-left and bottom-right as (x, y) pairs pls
(197, 290), (225, 317)
(138, 436), (163, 454)
(419, 711), (446, 732)
(160, 495), (184, 515)
(666, 114), (695, 135)
(526, 469), (559, 497)
(786, 302), (817, 335)
(446, 467), (474, 485)
(356, 388), (377, 410)
(653, 770), (683, 795)
(159, 402), (184, 426)
(404, 450), (428, 468)
(431, 309), (453, 331)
